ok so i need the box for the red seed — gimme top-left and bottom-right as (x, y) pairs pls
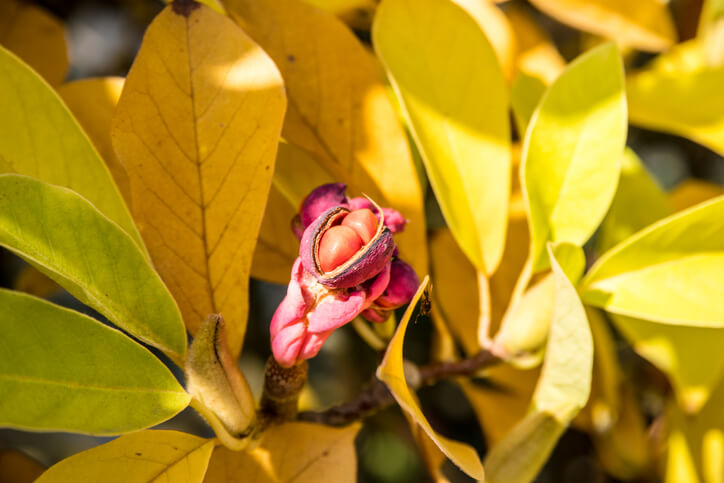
(341, 208), (378, 244)
(318, 225), (363, 272)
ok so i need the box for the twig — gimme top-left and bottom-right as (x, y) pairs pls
(297, 348), (501, 425)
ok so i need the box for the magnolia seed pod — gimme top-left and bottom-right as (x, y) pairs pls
(300, 205), (395, 288)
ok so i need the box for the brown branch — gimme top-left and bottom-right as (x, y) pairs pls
(297, 348), (501, 426)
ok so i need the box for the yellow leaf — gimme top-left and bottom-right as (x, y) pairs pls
(428, 228), (480, 356)
(627, 39), (724, 157)
(374, 0), (510, 275)
(528, 0), (677, 52)
(453, 0), (516, 79)
(251, 186), (300, 285)
(111, 4), (286, 357)
(597, 148), (671, 253)
(57, 77), (131, 204)
(377, 276), (485, 480)
(204, 422), (361, 483)
(670, 179), (724, 212)
(36, 430), (215, 483)
(506, 4), (565, 83)
(223, 0), (428, 278)
(302, 0), (377, 30)
(484, 243), (593, 483)
(460, 365), (540, 446)
(581, 195), (724, 330)
(610, 313), (724, 412)
(252, 142), (335, 285)
(0, 450), (44, 483)
(0, 0), (68, 85)
(522, 42), (626, 272)
(666, 379), (724, 482)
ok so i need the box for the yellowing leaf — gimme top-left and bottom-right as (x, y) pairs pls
(670, 179), (724, 212)
(0, 0), (67, 85)
(252, 142), (334, 285)
(581, 195), (724, 328)
(611, 314), (724, 412)
(111, 4), (286, 357)
(666, 380), (724, 482)
(223, 0), (428, 278)
(57, 77), (131, 204)
(204, 422), (360, 483)
(484, 243), (593, 483)
(528, 0), (677, 52)
(627, 39), (724, 157)
(597, 148), (671, 253)
(0, 174), (187, 360)
(36, 431), (213, 482)
(0, 289), (189, 434)
(460, 366), (540, 446)
(522, 42), (626, 272)
(0, 450), (44, 483)
(374, 0), (510, 275)
(377, 276), (485, 480)
(428, 228), (480, 356)
(0, 45), (143, 250)
(453, 0), (516, 79)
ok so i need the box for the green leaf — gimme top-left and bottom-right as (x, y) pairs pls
(610, 314), (724, 413)
(377, 276), (485, 480)
(484, 243), (593, 483)
(581, 195), (724, 328)
(373, 0), (511, 274)
(0, 45), (144, 251)
(596, 148), (671, 253)
(522, 42), (626, 272)
(0, 174), (186, 360)
(36, 431), (212, 481)
(0, 289), (189, 435)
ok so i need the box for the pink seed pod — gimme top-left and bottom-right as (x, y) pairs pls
(299, 183), (349, 228)
(361, 259), (419, 323)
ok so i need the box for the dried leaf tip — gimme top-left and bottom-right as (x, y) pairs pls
(171, 0), (201, 17)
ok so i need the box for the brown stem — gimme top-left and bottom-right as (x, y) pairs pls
(260, 357), (308, 423)
(297, 348), (500, 426)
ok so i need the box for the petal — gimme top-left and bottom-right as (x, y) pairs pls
(361, 307), (388, 323)
(306, 290), (366, 333)
(362, 260), (392, 309)
(271, 322), (307, 368)
(376, 259), (419, 308)
(269, 258), (308, 339)
(298, 329), (334, 360)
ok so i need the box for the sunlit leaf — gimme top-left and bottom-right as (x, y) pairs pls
(252, 142), (334, 285)
(0, 289), (189, 434)
(302, 0), (377, 30)
(0, 450), (44, 483)
(528, 0), (677, 52)
(111, 3), (286, 357)
(506, 4), (565, 134)
(0, 45), (143, 249)
(57, 77), (131, 204)
(670, 178), (724, 212)
(460, 366), (540, 447)
(666, 379), (724, 482)
(0, 0), (68, 85)
(627, 39), (724, 157)
(453, 0), (516, 79)
(428, 228), (480, 356)
(223, 0), (428, 278)
(0, 174), (187, 359)
(698, 0), (724, 65)
(581, 195), (724, 329)
(597, 148), (671, 253)
(374, 0), (510, 274)
(522, 42), (626, 272)
(377, 276), (485, 480)
(205, 422), (361, 483)
(610, 313), (724, 412)
(484, 243), (593, 483)
(36, 431), (212, 482)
